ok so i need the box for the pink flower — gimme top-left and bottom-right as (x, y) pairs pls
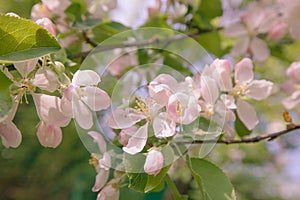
(144, 149), (164, 176)
(32, 66), (60, 92)
(63, 70), (111, 129)
(96, 185), (119, 200)
(221, 58), (273, 130)
(268, 21), (287, 41)
(35, 17), (56, 37)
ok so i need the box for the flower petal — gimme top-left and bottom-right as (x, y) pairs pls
(88, 131), (107, 153)
(32, 67), (59, 92)
(237, 99), (258, 130)
(72, 70), (101, 86)
(37, 122), (62, 148)
(92, 168), (109, 192)
(108, 108), (146, 129)
(73, 98), (93, 129)
(282, 91), (300, 110)
(81, 87), (111, 111)
(153, 112), (176, 138)
(122, 123), (148, 155)
(247, 80), (273, 100)
(250, 37), (270, 62)
(14, 58), (38, 77)
(96, 185), (120, 200)
(234, 58), (254, 83)
(144, 149), (164, 176)
(231, 36), (250, 57)
(0, 121), (22, 148)
(201, 76), (219, 104)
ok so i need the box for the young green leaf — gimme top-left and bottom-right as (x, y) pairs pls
(235, 111), (252, 137)
(0, 14), (60, 63)
(189, 158), (236, 200)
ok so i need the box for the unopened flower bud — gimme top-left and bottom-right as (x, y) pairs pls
(53, 61), (65, 74)
(144, 149), (164, 176)
(35, 17), (56, 37)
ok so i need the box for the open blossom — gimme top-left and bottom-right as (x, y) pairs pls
(96, 184), (119, 200)
(144, 149), (164, 176)
(33, 94), (71, 148)
(63, 70), (111, 130)
(223, 3), (277, 62)
(220, 58), (273, 130)
(281, 62), (300, 110)
(108, 98), (176, 155)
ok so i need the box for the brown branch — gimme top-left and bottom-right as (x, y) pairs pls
(179, 124), (300, 145)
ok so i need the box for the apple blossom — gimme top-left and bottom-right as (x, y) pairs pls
(96, 184), (119, 200)
(63, 70), (111, 129)
(35, 17), (56, 37)
(37, 122), (62, 148)
(144, 149), (164, 176)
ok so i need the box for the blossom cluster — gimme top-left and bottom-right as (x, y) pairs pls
(222, 0), (300, 62)
(105, 58), (273, 179)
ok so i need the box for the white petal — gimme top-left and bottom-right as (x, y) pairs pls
(123, 123), (148, 155)
(72, 70), (101, 86)
(73, 98), (93, 129)
(250, 37), (270, 62)
(108, 108), (146, 129)
(32, 94), (71, 127)
(282, 91), (300, 110)
(220, 94), (236, 109)
(37, 122), (62, 148)
(88, 131), (106, 153)
(237, 99), (258, 130)
(153, 112), (176, 138)
(247, 80), (273, 100)
(0, 121), (22, 148)
(144, 149), (164, 176)
(81, 87), (111, 111)
(14, 58), (38, 77)
(32, 67), (59, 92)
(234, 58), (254, 83)
(97, 185), (120, 200)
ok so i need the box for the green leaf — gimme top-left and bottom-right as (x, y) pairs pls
(0, 14), (60, 63)
(124, 153), (169, 193)
(198, 31), (223, 57)
(235, 111), (252, 137)
(92, 21), (129, 43)
(189, 158), (236, 200)
(0, 68), (12, 121)
(197, 0), (222, 20)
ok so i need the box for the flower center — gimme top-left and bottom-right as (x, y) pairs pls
(10, 78), (35, 104)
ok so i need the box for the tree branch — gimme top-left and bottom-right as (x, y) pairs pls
(179, 124), (300, 145)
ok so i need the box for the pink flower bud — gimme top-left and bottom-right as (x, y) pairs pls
(268, 21), (287, 41)
(0, 121), (22, 148)
(286, 62), (300, 83)
(37, 122), (62, 148)
(35, 17), (56, 37)
(144, 149), (164, 176)
(118, 127), (136, 146)
(96, 185), (119, 200)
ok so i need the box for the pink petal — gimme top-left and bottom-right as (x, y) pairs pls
(14, 58), (38, 77)
(223, 24), (248, 37)
(286, 62), (300, 83)
(92, 168), (109, 192)
(123, 123), (148, 155)
(81, 87), (111, 111)
(234, 58), (254, 83)
(231, 36), (250, 57)
(32, 67), (59, 92)
(0, 121), (22, 148)
(144, 149), (164, 176)
(247, 80), (273, 100)
(211, 59), (232, 91)
(201, 77), (219, 104)
(88, 131), (106, 153)
(220, 94), (236, 109)
(96, 185), (120, 200)
(73, 98), (93, 129)
(250, 37), (270, 62)
(35, 17), (56, 37)
(282, 91), (300, 110)
(153, 112), (176, 138)
(118, 126), (137, 146)
(37, 122), (62, 148)
(237, 99), (258, 130)
(108, 109), (146, 129)
(32, 94), (71, 127)
(72, 70), (101, 86)
(149, 74), (178, 106)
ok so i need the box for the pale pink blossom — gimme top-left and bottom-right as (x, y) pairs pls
(37, 122), (62, 148)
(63, 70), (111, 129)
(41, 0), (71, 16)
(144, 149), (164, 176)
(32, 66), (60, 92)
(35, 17), (56, 37)
(96, 185), (119, 200)
(86, 0), (117, 18)
(31, 3), (52, 21)
(268, 21), (288, 41)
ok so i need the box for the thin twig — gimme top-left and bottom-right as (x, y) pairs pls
(179, 124), (300, 145)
